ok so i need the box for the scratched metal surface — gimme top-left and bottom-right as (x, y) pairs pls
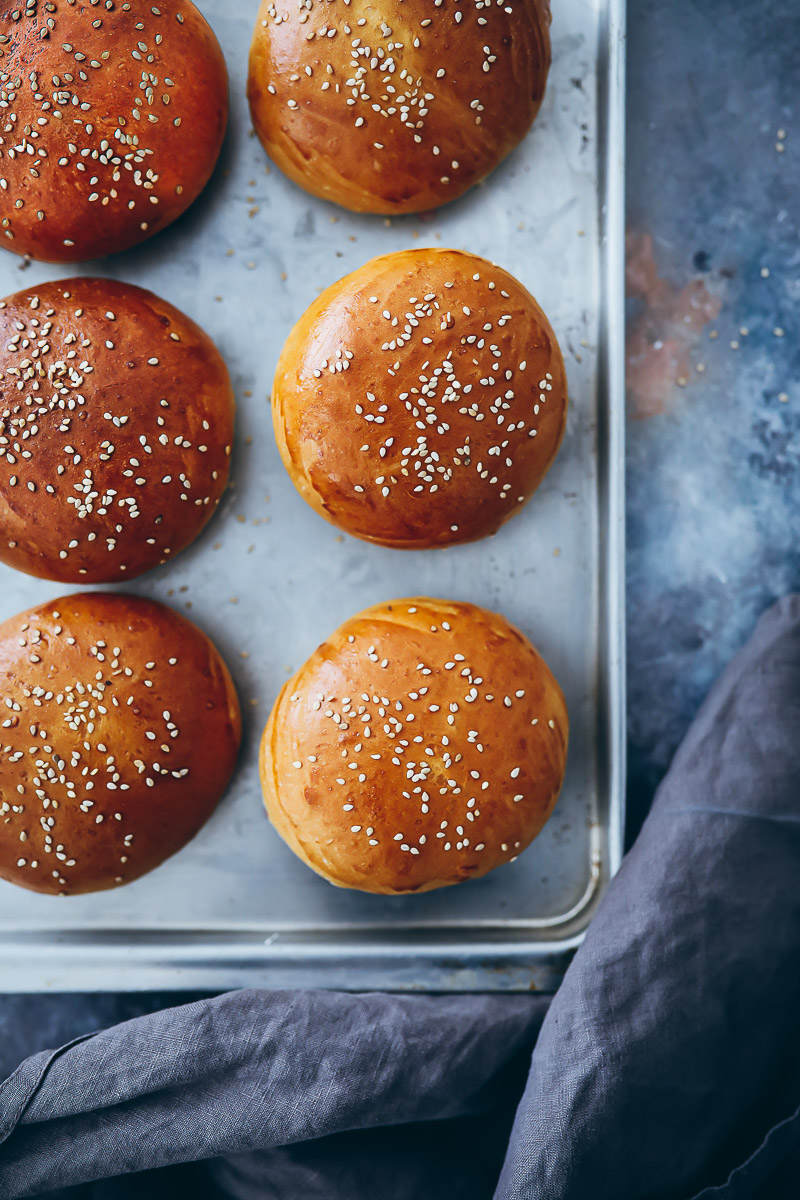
(0, 0), (625, 991)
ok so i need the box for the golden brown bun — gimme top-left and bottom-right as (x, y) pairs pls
(248, 0), (551, 214)
(0, 0), (227, 263)
(0, 592), (241, 896)
(0, 277), (234, 583)
(272, 248), (567, 548)
(261, 598), (567, 894)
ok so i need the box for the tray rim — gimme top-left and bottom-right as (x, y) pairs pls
(0, 0), (627, 993)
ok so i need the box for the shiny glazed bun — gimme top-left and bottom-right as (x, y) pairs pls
(0, 277), (234, 583)
(248, 0), (551, 214)
(261, 598), (568, 894)
(272, 248), (567, 548)
(0, 592), (241, 896)
(0, 0), (227, 262)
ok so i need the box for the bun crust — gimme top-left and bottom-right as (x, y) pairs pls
(248, 0), (551, 214)
(0, 0), (227, 262)
(272, 248), (567, 548)
(261, 598), (567, 894)
(0, 277), (234, 583)
(0, 592), (241, 896)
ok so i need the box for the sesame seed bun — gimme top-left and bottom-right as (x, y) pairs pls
(0, 277), (234, 583)
(0, 591), (241, 896)
(260, 598), (567, 894)
(0, 0), (227, 263)
(272, 248), (567, 548)
(247, 0), (551, 214)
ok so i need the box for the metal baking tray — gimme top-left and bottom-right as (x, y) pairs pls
(0, 0), (626, 992)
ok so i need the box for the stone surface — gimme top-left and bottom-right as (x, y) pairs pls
(625, 0), (800, 836)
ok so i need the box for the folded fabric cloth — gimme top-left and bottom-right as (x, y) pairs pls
(1, 596), (799, 1200)
(497, 595), (800, 1199)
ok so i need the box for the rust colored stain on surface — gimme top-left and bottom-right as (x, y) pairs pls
(626, 231), (722, 418)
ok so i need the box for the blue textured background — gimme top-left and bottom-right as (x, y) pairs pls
(0, 0), (798, 1063)
(626, 0), (799, 835)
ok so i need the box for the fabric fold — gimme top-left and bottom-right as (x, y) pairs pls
(495, 595), (800, 1199)
(0, 990), (547, 1198)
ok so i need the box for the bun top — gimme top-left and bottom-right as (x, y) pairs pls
(261, 598), (568, 894)
(272, 248), (567, 548)
(0, 277), (234, 584)
(0, 0), (227, 262)
(248, 0), (551, 214)
(0, 591), (241, 896)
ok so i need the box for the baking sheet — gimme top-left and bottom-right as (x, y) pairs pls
(0, 0), (626, 992)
